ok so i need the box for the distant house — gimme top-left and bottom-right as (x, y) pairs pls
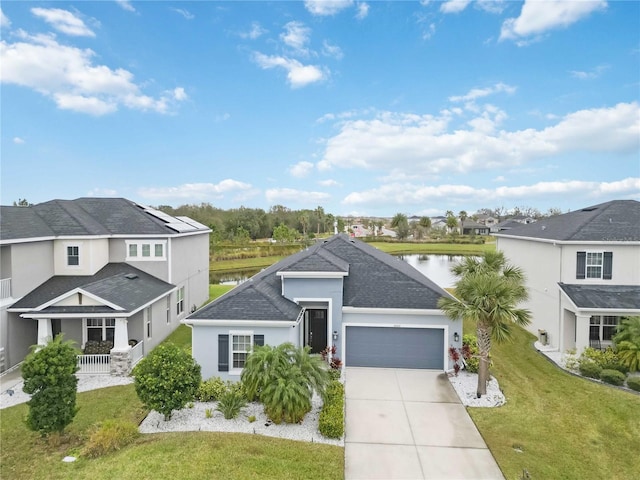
(495, 200), (640, 353)
(474, 214), (498, 227)
(186, 234), (461, 380)
(0, 198), (210, 374)
(460, 220), (490, 236)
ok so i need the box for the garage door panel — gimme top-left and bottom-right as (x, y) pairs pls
(346, 326), (444, 369)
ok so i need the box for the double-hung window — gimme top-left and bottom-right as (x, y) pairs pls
(85, 318), (115, 344)
(576, 251), (613, 280)
(67, 246), (79, 266)
(590, 315), (619, 342)
(176, 287), (185, 315)
(218, 332), (264, 373)
(126, 240), (166, 261)
(232, 333), (252, 370)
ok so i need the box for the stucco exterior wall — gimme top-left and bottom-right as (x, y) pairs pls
(170, 234), (210, 313)
(559, 243), (639, 284)
(192, 324), (298, 381)
(109, 238), (170, 281)
(54, 238), (109, 276)
(8, 241), (54, 298)
(3, 312), (37, 369)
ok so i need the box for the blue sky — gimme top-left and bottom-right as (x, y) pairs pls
(1, 0), (639, 217)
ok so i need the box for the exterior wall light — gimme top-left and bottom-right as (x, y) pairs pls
(332, 331), (338, 341)
(453, 332), (460, 343)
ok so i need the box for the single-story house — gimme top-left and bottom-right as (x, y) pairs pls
(186, 234), (461, 380)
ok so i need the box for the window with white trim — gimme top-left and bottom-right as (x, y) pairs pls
(145, 307), (152, 339)
(126, 241), (166, 261)
(589, 315), (620, 342)
(231, 332), (253, 371)
(576, 251), (613, 280)
(176, 286), (185, 315)
(67, 246), (79, 266)
(586, 252), (603, 279)
(86, 318), (115, 344)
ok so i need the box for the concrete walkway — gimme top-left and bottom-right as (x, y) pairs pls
(344, 367), (504, 480)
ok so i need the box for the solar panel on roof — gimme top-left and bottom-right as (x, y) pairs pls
(166, 223), (197, 232)
(176, 216), (208, 230)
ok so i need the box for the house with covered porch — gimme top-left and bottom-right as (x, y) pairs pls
(494, 200), (640, 354)
(0, 198), (210, 375)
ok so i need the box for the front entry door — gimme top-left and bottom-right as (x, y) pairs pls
(306, 309), (327, 354)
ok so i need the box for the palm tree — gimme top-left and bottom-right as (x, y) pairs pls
(438, 251), (531, 397)
(613, 316), (640, 372)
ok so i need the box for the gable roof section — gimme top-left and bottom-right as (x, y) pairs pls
(9, 263), (174, 315)
(322, 235), (448, 309)
(190, 234), (450, 322)
(559, 283), (640, 310)
(494, 200), (640, 242)
(0, 198), (210, 242)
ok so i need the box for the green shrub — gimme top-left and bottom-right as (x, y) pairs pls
(462, 334), (480, 373)
(328, 369), (342, 381)
(626, 376), (640, 392)
(579, 347), (619, 369)
(216, 390), (247, 420)
(579, 361), (602, 379)
(613, 316), (640, 372)
(319, 380), (344, 439)
(133, 343), (201, 420)
(21, 335), (79, 437)
(600, 369), (626, 386)
(197, 377), (228, 402)
(241, 342), (328, 424)
(601, 362), (629, 375)
(82, 420), (139, 458)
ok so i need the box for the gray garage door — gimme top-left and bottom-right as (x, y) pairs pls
(345, 326), (444, 369)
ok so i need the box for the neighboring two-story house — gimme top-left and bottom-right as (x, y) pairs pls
(0, 198), (210, 374)
(186, 234), (461, 381)
(495, 200), (640, 353)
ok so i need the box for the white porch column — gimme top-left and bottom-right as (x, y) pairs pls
(37, 318), (53, 346)
(112, 318), (130, 352)
(575, 314), (591, 353)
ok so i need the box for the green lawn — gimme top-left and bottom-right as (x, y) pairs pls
(370, 240), (494, 256)
(467, 318), (640, 479)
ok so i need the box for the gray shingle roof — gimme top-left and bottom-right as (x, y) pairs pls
(190, 234), (450, 322)
(559, 283), (640, 310)
(494, 200), (640, 242)
(9, 263), (174, 314)
(0, 198), (209, 241)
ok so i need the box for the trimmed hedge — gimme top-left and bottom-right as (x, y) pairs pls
(579, 361), (602, 379)
(319, 380), (344, 439)
(600, 369), (626, 386)
(626, 376), (640, 392)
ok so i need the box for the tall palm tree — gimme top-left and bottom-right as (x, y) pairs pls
(438, 251), (531, 397)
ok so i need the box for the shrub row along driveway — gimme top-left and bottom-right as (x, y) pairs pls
(344, 367), (504, 480)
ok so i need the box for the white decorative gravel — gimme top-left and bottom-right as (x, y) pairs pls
(139, 393), (343, 446)
(448, 370), (506, 408)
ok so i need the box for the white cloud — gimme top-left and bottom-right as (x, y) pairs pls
(342, 177), (640, 208)
(240, 22), (267, 40)
(252, 52), (325, 88)
(13, 137), (25, 144)
(280, 21), (311, 55)
(265, 188), (330, 204)
(1, 8), (11, 28)
(305, 0), (354, 16)
(172, 87), (188, 101)
(289, 161), (315, 178)
(440, 1), (471, 14)
(318, 179), (340, 187)
(356, 2), (369, 19)
(172, 8), (194, 20)
(322, 40), (344, 60)
(87, 187), (118, 197)
(115, 1), (136, 13)
(31, 8), (96, 37)
(500, 0), (607, 42)
(139, 180), (254, 200)
(476, 1), (506, 14)
(449, 82), (516, 103)
(0, 32), (186, 115)
(317, 102), (639, 177)
(570, 64), (609, 79)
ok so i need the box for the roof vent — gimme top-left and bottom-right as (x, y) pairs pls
(124, 273), (138, 280)
(581, 207), (597, 212)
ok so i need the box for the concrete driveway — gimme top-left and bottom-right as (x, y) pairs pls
(344, 367), (504, 480)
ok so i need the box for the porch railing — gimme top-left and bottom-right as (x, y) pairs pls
(0, 278), (11, 300)
(131, 341), (144, 366)
(77, 354), (111, 375)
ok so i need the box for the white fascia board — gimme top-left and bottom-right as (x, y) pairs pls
(182, 319), (295, 328)
(277, 271), (348, 279)
(21, 312), (130, 319)
(0, 236), (56, 245)
(342, 306), (445, 316)
(35, 288), (125, 312)
(494, 234), (640, 246)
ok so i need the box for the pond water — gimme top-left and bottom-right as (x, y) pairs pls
(210, 254), (468, 289)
